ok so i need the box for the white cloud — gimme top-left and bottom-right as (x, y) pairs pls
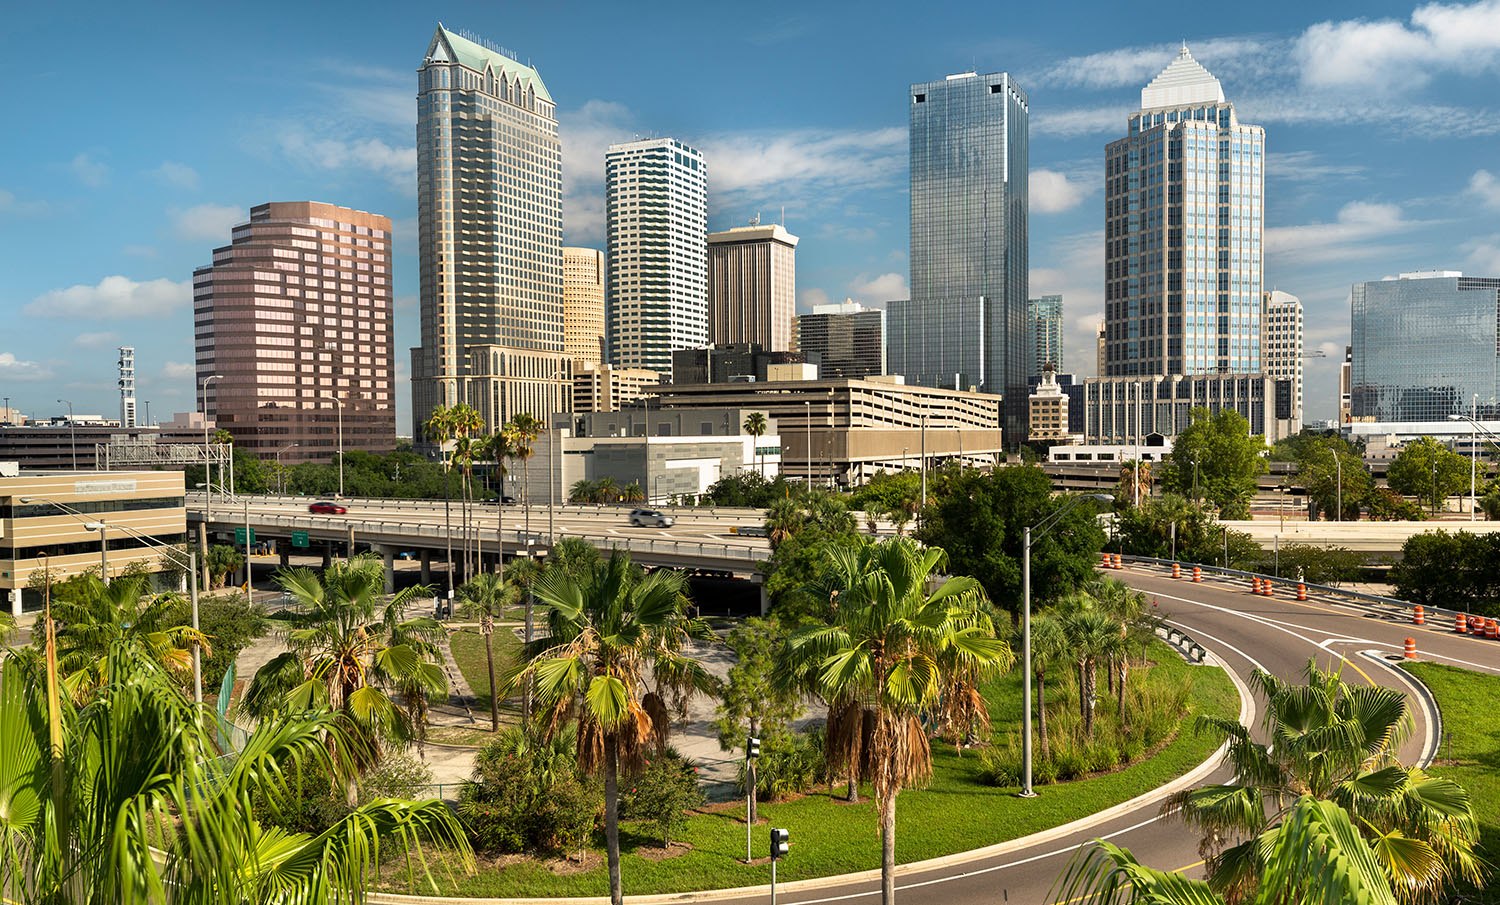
(848, 272), (908, 302)
(70, 152), (108, 187)
(73, 331), (120, 349)
(1029, 230), (1105, 376)
(25, 275), (192, 320)
(0, 188), (48, 216)
(275, 131), (414, 192)
(316, 64), (414, 129)
(1265, 201), (1422, 265)
(1268, 150), (1366, 183)
(1463, 234), (1500, 274)
(798, 288), (833, 312)
(1030, 169), (1089, 214)
(1034, 37), (1274, 90)
(558, 100), (632, 245)
(162, 361), (196, 379)
(123, 244), (157, 258)
(170, 203), (243, 241)
(1469, 170), (1500, 209)
(1296, 0), (1500, 92)
(0, 352), (53, 381)
(152, 161), (200, 190)
(1032, 106), (1124, 139)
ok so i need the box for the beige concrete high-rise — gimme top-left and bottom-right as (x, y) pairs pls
(411, 25), (567, 440)
(563, 247), (606, 363)
(193, 201), (396, 462)
(707, 222), (797, 350)
(1262, 290), (1304, 431)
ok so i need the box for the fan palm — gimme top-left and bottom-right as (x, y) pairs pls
(1051, 795), (1401, 905)
(456, 571), (517, 732)
(508, 552), (711, 905)
(743, 411), (768, 476)
(510, 413), (544, 535)
(1164, 660), (1481, 903)
(244, 555), (447, 764)
(48, 572), (208, 694)
(0, 638), (471, 905)
(777, 536), (1012, 905)
(1028, 611), (1069, 761)
(1064, 607), (1121, 737)
(424, 403), (458, 594)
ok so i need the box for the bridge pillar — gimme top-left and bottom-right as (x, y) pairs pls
(280, 543), (290, 568)
(321, 542), (332, 569)
(347, 525), (356, 561)
(420, 549), (431, 584)
(381, 546), (396, 595)
(8, 587), (20, 619)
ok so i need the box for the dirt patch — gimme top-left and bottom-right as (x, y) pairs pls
(635, 841), (694, 862)
(470, 850), (604, 876)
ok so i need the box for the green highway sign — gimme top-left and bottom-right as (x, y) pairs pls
(291, 531), (309, 548)
(234, 527), (256, 545)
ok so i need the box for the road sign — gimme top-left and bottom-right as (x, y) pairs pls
(234, 527), (256, 545)
(291, 530), (309, 548)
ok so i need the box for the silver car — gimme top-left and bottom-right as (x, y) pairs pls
(629, 508), (675, 528)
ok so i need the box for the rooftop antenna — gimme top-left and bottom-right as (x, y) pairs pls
(749, 211), (761, 227)
(780, 205), (785, 226)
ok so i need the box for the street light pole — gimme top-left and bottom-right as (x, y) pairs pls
(275, 442), (299, 493)
(804, 400), (812, 487)
(1022, 493), (1111, 798)
(319, 394), (344, 497)
(1325, 446), (1342, 522)
(58, 399), (76, 470)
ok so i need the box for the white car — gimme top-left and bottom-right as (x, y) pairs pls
(629, 508), (675, 528)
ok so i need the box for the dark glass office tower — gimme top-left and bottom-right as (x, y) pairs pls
(890, 71), (1028, 437)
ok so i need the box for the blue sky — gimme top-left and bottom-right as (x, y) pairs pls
(3, 0), (1499, 429)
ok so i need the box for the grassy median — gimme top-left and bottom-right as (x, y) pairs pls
(388, 642), (1237, 897)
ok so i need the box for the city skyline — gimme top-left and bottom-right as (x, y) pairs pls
(4, 1), (1500, 429)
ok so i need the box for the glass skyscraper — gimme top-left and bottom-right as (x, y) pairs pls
(410, 26), (568, 439)
(1351, 272), (1500, 422)
(1027, 294), (1064, 376)
(1102, 46), (1264, 378)
(890, 71), (1028, 435)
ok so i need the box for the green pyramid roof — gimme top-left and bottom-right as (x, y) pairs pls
(427, 25), (553, 105)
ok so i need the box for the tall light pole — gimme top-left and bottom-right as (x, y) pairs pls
(58, 399), (76, 470)
(919, 413), (927, 525)
(201, 373), (223, 510)
(143, 400), (150, 428)
(1449, 411), (1499, 520)
(1022, 492), (1112, 797)
(1325, 445), (1342, 522)
(319, 394), (344, 497)
(803, 400), (812, 487)
(275, 442), (299, 493)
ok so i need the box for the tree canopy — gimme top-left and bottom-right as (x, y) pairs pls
(1158, 409), (1268, 519)
(1386, 436), (1471, 513)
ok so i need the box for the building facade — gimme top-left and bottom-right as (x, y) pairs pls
(1083, 373), (1280, 444)
(670, 344), (815, 385)
(1, 469), (187, 616)
(1102, 46), (1264, 379)
(605, 138), (709, 374)
(563, 247), (606, 363)
(1339, 345), (1353, 424)
(1351, 271), (1500, 422)
(793, 300), (886, 379)
(891, 70), (1029, 435)
(707, 222), (798, 351)
(570, 360), (660, 413)
(1028, 365), (1070, 442)
(1262, 290), (1304, 432)
(118, 346), (137, 429)
(1027, 295), (1064, 375)
(193, 201), (396, 462)
(410, 26), (567, 440)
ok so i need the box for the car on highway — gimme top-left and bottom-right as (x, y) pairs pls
(628, 508), (674, 528)
(308, 500), (348, 515)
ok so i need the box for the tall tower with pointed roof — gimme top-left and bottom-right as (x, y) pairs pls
(410, 25), (567, 441)
(1100, 46), (1264, 379)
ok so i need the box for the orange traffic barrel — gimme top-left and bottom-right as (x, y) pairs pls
(1456, 613), (1469, 633)
(1251, 576), (1261, 594)
(1264, 580), (1275, 598)
(1101, 552), (1110, 569)
(1486, 619), (1498, 640)
(1192, 566), (1202, 583)
(1172, 562), (1181, 579)
(1404, 637), (1417, 659)
(1413, 605), (1425, 625)
(1113, 553), (1123, 570)
(1475, 617), (1488, 636)
(1296, 582), (1308, 601)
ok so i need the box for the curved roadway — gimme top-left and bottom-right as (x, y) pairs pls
(374, 564), (1500, 905)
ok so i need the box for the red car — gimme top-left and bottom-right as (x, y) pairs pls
(308, 501), (347, 515)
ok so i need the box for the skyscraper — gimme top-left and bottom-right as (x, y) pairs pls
(117, 346), (137, 428)
(1262, 290), (1304, 431)
(563, 247), (606, 363)
(1026, 294), (1064, 375)
(194, 201), (396, 461)
(707, 222), (798, 351)
(605, 138), (708, 374)
(793, 300), (886, 379)
(1351, 271), (1500, 422)
(411, 25), (567, 439)
(890, 70), (1028, 434)
(1101, 46), (1264, 379)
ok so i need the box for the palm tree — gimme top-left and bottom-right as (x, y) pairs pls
(1029, 611), (1069, 761)
(594, 475), (620, 504)
(1063, 607), (1119, 737)
(0, 633), (471, 904)
(510, 413), (544, 536)
(743, 411), (768, 476)
(49, 572), (207, 694)
(456, 571), (516, 732)
(510, 552), (710, 905)
(621, 481), (645, 503)
(244, 555), (447, 765)
(424, 404), (458, 595)
(1052, 796), (1402, 905)
(1164, 661), (1481, 903)
(570, 478), (597, 503)
(778, 536), (1012, 905)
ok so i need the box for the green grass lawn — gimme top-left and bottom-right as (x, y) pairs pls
(447, 627), (522, 714)
(1402, 662), (1500, 904)
(389, 644), (1237, 898)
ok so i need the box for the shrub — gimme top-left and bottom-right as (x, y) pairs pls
(619, 752), (706, 848)
(459, 728), (600, 855)
(736, 729), (828, 802)
(262, 752), (433, 835)
(976, 746), (1020, 788)
(163, 593), (267, 691)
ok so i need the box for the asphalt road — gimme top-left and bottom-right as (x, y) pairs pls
(683, 565), (1498, 905)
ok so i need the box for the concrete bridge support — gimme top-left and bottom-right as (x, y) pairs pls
(420, 549), (431, 585)
(381, 545), (396, 595)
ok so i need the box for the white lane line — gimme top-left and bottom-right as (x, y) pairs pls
(1161, 619), (1271, 675)
(1351, 648), (1441, 767)
(1148, 589), (1365, 666)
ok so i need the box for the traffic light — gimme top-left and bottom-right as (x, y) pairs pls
(770, 828), (789, 860)
(747, 736), (761, 759)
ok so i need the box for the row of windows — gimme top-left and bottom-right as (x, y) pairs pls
(2, 496), (185, 519)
